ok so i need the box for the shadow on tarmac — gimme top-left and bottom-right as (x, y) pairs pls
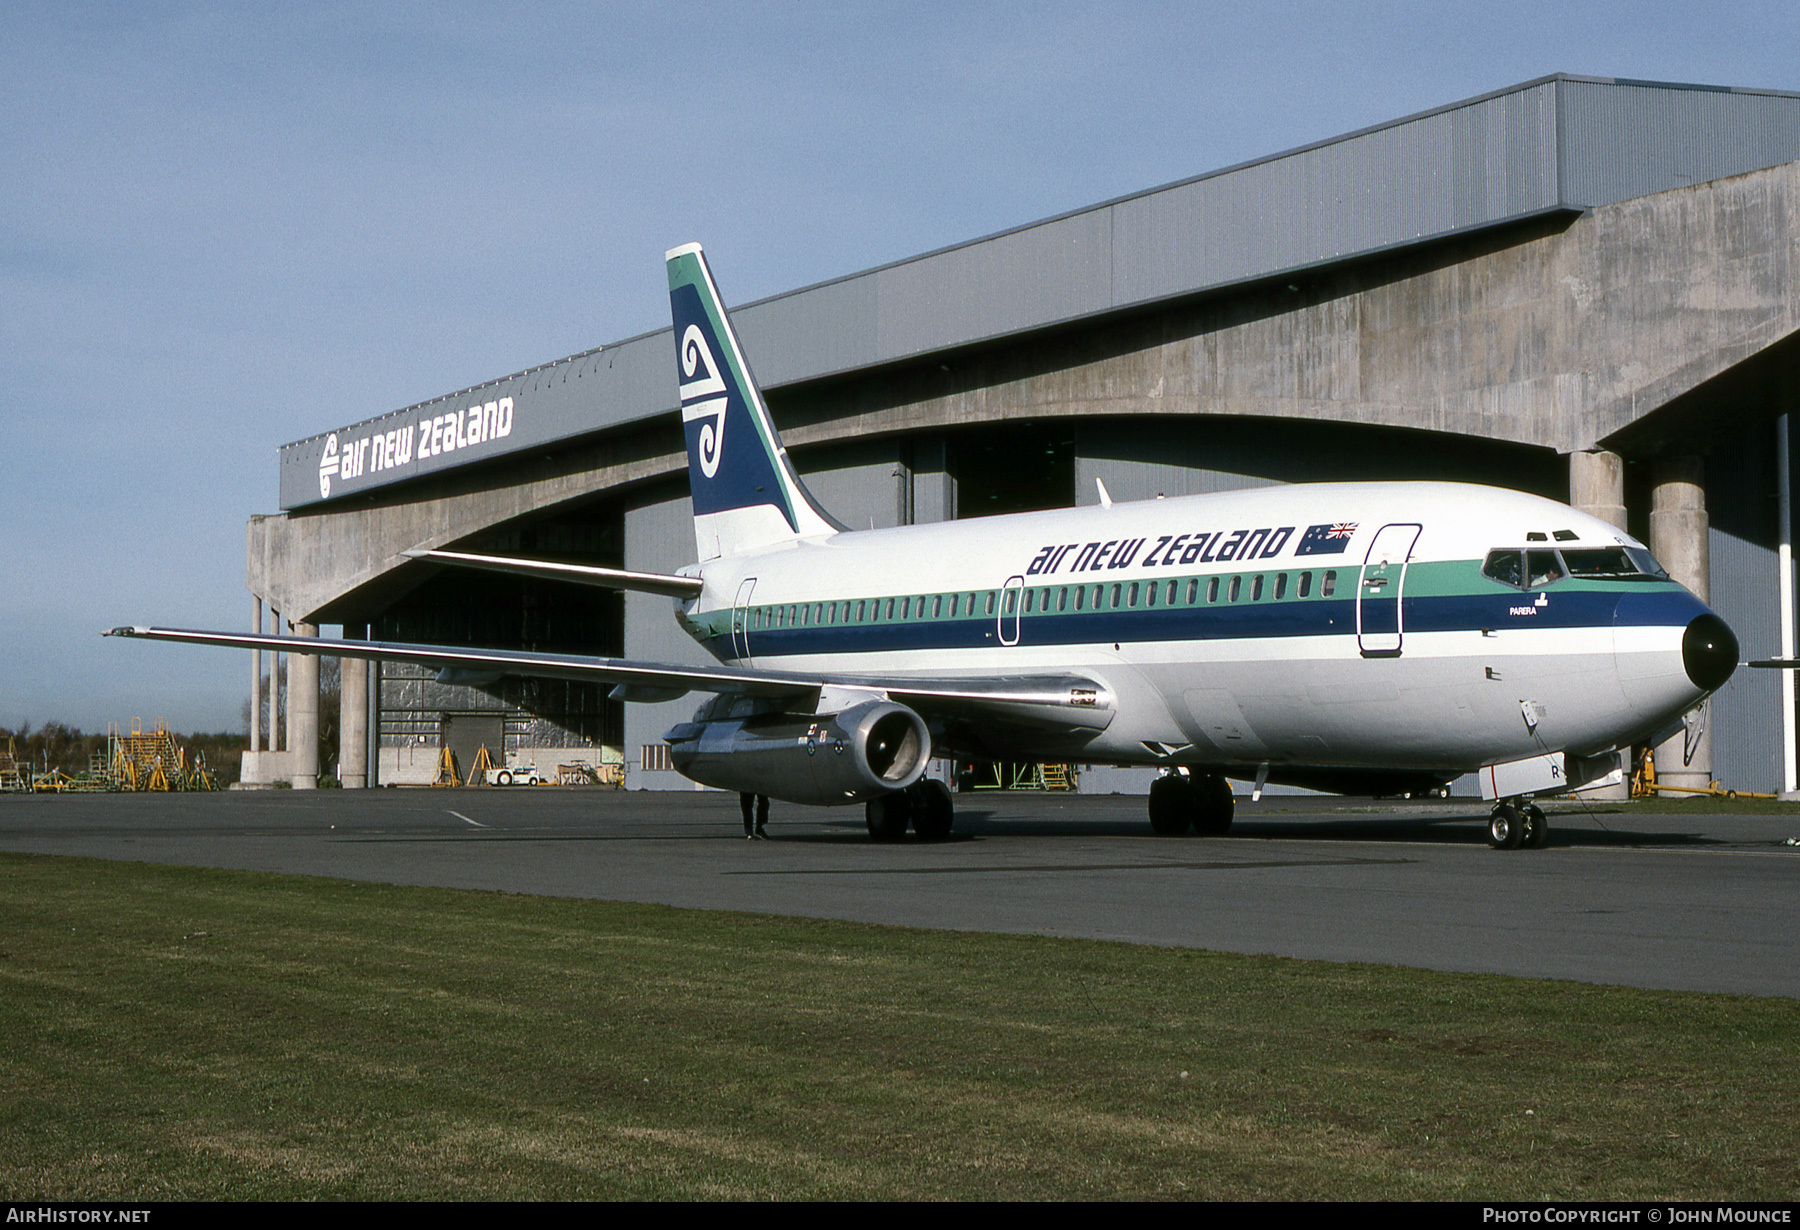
(770, 804), (1729, 850)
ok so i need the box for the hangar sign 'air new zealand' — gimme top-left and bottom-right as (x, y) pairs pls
(110, 243), (1743, 848)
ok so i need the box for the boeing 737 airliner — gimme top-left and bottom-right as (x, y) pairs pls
(110, 243), (1740, 848)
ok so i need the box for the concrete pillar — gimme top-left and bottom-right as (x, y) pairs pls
(1567, 449), (1633, 798)
(270, 608), (283, 753)
(289, 620), (320, 789)
(1650, 455), (1711, 793)
(249, 597), (263, 753)
(340, 626), (368, 789)
(367, 656), (381, 789)
(1780, 417), (1799, 800)
(1570, 449), (1628, 532)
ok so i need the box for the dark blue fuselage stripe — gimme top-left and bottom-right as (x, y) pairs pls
(719, 588), (1707, 659)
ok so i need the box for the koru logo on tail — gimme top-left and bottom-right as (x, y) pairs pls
(679, 324), (728, 478)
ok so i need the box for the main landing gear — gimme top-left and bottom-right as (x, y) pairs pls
(866, 778), (956, 842)
(1148, 771), (1235, 836)
(1488, 799), (1550, 850)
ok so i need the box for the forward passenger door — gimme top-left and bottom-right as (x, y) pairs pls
(1356, 524), (1421, 658)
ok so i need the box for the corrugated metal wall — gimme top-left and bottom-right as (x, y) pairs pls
(793, 441), (909, 530)
(1560, 81), (1800, 210)
(1706, 425), (1788, 794)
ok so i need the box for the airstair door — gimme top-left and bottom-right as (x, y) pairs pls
(1356, 523), (1421, 658)
(731, 578), (757, 665)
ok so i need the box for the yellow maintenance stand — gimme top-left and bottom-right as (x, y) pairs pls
(106, 720), (219, 792)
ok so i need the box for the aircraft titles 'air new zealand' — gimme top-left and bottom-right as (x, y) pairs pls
(110, 244), (1743, 848)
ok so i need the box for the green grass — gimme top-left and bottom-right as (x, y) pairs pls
(1, 852), (1795, 1200)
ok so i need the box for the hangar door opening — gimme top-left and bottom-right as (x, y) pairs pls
(441, 714), (504, 783)
(371, 497), (626, 785)
(949, 423), (1075, 518)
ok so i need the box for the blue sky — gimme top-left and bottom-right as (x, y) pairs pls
(4, 1), (1797, 732)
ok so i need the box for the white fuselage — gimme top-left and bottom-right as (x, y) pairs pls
(675, 482), (1712, 774)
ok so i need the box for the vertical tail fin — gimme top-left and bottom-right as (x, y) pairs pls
(666, 243), (841, 560)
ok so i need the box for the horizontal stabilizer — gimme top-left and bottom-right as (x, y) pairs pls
(403, 549), (704, 599)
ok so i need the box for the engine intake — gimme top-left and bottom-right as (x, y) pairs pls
(663, 699), (931, 805)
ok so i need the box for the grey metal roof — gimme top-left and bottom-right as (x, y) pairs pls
(279, 73), (1800, 510)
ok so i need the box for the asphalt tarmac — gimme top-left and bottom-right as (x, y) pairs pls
(3, 787), (1797, 998)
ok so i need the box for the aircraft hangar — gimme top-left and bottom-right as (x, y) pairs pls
(241, 73), (1800, 797)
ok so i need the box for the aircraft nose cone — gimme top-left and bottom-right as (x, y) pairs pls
(1683, 613), (1738, 692)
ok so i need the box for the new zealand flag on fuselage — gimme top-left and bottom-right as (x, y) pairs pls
(1294, 522), (1358, 556)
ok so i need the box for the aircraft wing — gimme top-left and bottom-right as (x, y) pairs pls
(103, 626), (1115, 732)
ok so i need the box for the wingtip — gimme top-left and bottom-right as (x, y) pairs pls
(104, 625), (147, 637)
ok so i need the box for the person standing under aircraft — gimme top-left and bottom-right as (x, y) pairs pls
(740, 791), (769, 839)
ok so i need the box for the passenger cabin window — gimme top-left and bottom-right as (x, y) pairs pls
(1322, 570), (1337, 597)
(1274, 573), (1287, 600)
(1185, 579), (1198, 604)
(1207, 577), (1220, 603)
(1298, 572), (1311, 598)
(986, 592), (997, 616)
(1228, 576), (1241, 602)
(1251, 575), (1264, 601)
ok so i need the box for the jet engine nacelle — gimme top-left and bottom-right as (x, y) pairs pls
(663, 699), (931, 805)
